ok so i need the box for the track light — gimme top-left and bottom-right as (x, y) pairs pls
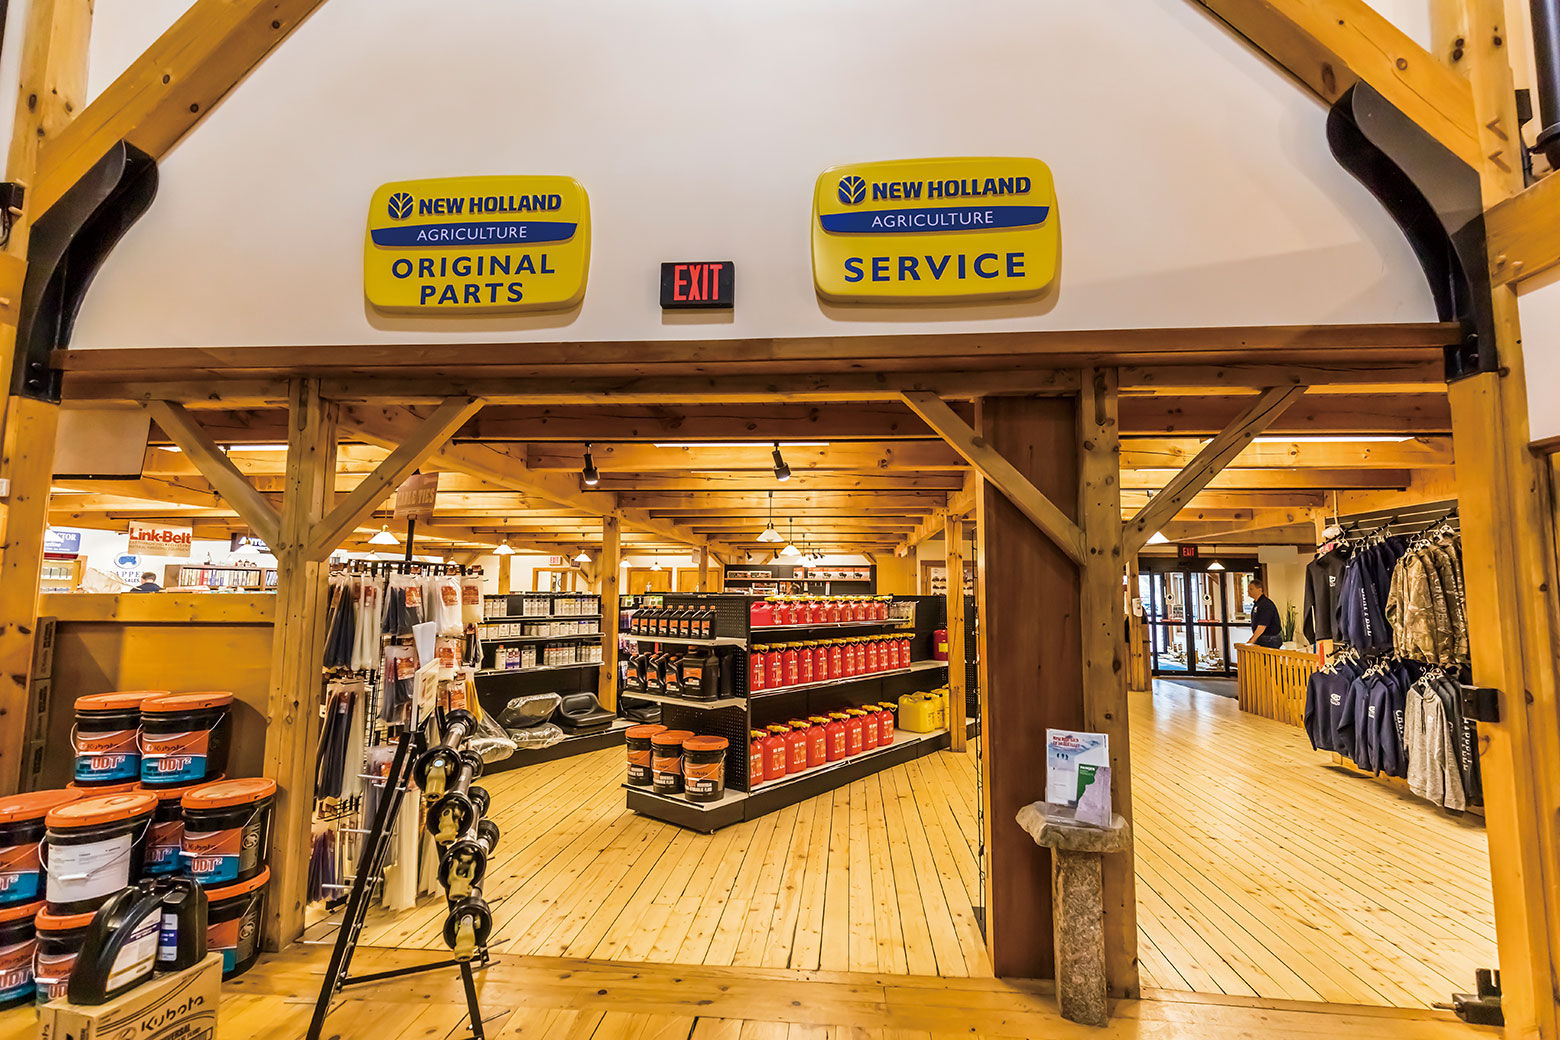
(582, 443), (600, 487)
(493, 542), (514, 556)
(757, 490), (783, 542)
(772, 442), (790, 482)
(368, 525), (399, 546)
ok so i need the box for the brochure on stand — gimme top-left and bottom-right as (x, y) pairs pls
(1045, 729), (1112, 827)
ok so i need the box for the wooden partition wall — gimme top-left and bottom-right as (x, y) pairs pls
(1235, 644), (1318, 727)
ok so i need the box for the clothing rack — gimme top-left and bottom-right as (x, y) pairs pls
(334, 559), (473, 577)
(1326, 499), (1460, 545)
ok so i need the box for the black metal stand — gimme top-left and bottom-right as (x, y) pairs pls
(306, 728), (493, 1040)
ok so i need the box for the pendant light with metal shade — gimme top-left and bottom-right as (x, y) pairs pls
(756, 490), (783, 543)
(1206, 559), (1225, 571)
(493, 541), (514, 556)
(779, 517), (802, 558)
(1146, 530), (1170, 545)
(368, 525), (399, 546)
(573, 549), (592, 564)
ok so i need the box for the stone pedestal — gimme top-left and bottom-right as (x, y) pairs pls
(1016, 802), (1131, 1027)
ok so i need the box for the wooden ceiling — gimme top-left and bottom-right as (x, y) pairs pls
(47, 397), (1456, 561)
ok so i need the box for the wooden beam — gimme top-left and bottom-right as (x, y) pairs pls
(1119, 392), (1448, 435)
(598, 516), (621, 712)
(1486, 163), (1560, 287)
(262, 379), (336, 949)
(1124, 386), (1308, 552)
(32, 0), (331, 216)
(1119, 435), (1454, 470)
(1187, 0), (1478, 166)
(1078, 367), (1138, 998)
(895, 508), (950, 557)
(525, 441), (963, 472)
(974, 393), (1084, 978)
(145, 400), (282, 549)
(306, 398), (484, 559)
(902, 391), (1087, 566)
(944, 516), (967, 753)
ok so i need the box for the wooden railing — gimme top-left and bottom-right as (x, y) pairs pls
(1236, 643), (1319, 728)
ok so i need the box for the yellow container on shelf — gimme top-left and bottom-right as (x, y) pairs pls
(897, 692), (941, 733)
(928, 687), (948, 730)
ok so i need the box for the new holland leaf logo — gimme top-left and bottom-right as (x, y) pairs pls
(387, 192), (414, 220)
(837, 176), (866, 205)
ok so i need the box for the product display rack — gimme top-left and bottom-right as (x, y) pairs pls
(475, 591), (613, 775)
(164, 562), (280, 589)
(620, 593), (950, 831)
(722, 563), (876, 595)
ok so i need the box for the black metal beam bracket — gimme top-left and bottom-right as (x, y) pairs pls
(1328, 82), (1496, 380)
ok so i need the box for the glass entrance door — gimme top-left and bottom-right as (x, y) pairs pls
(1140, 561), (1252, 677)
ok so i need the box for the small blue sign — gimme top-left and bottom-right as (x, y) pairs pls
(818, 205), (1049, 235)
(369, 221), (578, 248)
(116, 553), (140, 570)
(44, 529), (81, 554)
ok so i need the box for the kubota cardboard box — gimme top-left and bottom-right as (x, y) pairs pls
(38, 954), (220, 1040)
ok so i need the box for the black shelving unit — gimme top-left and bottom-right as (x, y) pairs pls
(621, 593), (950, 831)
(475, 591), (613, 775)
(722, 563), (877, 595)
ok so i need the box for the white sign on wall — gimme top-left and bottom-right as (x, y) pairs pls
(126, 522), (192, 559)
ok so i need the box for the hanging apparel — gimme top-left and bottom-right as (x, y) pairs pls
(1405, 675), (1467, 811)
(1303, 657), (1361, 753)
(1303, 548), (1349, 644)
(1385, 529), (1469, 667)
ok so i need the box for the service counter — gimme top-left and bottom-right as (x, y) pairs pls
(31, 593), (275, 789)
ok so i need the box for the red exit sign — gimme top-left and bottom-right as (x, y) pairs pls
(1177, 545), (1199, 559)
(660, 261), (734, 309)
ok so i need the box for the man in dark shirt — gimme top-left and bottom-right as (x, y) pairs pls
(130, 571), (162, 593)
(1246, 579), (1283, 649)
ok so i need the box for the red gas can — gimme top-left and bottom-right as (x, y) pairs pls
(933, 629), (949, 661)
(750, 600), (774, 628)
(750, 648), (767, 692)
(812, 643), (830, 683)
(866, 639), (880, 674)
(855, 709), (878, 750)
(798, 643), (815, 685)
(771, 598), (790, 627)
(828, 641), (845, 679)
(768, 648), (785, 688)
(763, 725), (790, 779)
(782, 645), (800, 687)
(824, 598), (842, 623)
(805, 716), (828, 767)
(852, 640), (867, 675)
(825, 713), (848, 761)
(844, 711), (865, 756)
(750, 731), (766, 787)
(786, 722), (809, 774)
(874, 704), (895, 744)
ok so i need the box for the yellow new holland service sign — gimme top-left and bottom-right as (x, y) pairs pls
(364, 175), (590, 313)
(812, 157), (1057, 302)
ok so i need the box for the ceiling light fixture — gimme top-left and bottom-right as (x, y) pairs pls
(1207, 560), (1225, 571)
(771, 441), (791, 482)
(651, 560), (662, 572)
(779, 517), (802, 558)
(1146, 530), (1170, 545)
(581, 443), (600, 487)
(756, 490), (784, 543)
(369, 525), (399, 546)
(573, 549), (592, 564)
(493, 542), (514, 556)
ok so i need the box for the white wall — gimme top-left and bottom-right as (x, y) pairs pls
(69, 0), (1435, 350)
(1519, 268), (1560, 447)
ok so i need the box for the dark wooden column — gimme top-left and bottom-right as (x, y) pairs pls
(974, 394), (1084, 978)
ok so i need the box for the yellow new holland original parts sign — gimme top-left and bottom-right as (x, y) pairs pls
(812, 157), (1057, 302)
(365, 175), (591, 313)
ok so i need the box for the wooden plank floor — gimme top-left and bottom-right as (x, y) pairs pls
(213, 944), (1494, 1040)
(318, 678), (1494, 1009)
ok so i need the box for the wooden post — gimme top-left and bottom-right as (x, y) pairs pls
(598, 515), (621, 712)
(496, 550), (512, 595)
(697, 540), (709, 591)
(1077, 367), (1139, 998)
(0, 0), (93, 794)
(944, 516), (968, 752)
(1125, 557), (1150, 693)
(974, 394), (1084, 979)
(261, 379), (337, 949)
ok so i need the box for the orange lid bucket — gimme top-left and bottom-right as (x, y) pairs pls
(142, 692), (234, 713)
(0, 788), (82, 825)
(46, 792), (157, 830)
(75, 691), (169, 712)
(180, 777), (276, 811)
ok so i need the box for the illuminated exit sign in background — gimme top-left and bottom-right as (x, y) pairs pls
(660, 261), (734, 309)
